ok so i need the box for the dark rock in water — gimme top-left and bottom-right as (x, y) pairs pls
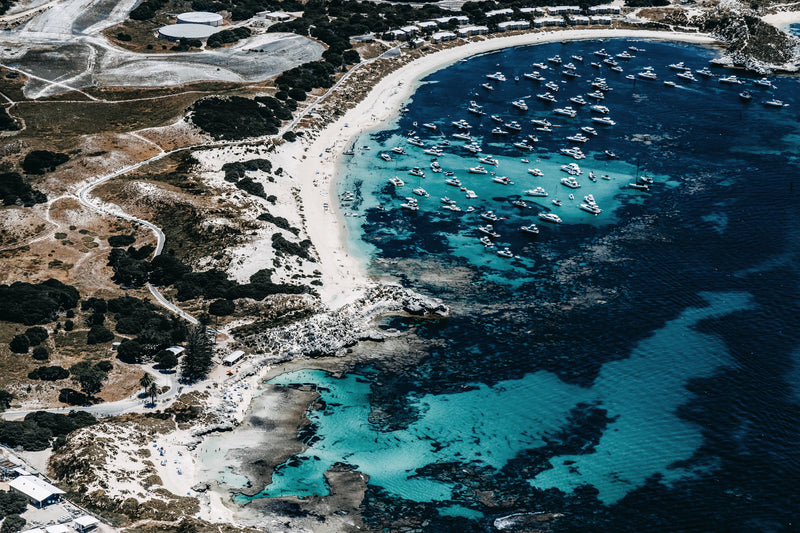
(493, 511), (563, 531)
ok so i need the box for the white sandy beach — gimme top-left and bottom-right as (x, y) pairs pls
(271, 28), (719, 311)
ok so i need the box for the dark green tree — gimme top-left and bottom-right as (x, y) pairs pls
(8, 335), (29, 354)
(0, 514), (26, 533)
(69, 361), (107, 396)
(154, 350), (179, 371)
(0, 391), (12, 411)
(180, 324), (213, 382)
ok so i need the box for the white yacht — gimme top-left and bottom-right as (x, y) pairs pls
(424, 147), (443, 156)
(478, 224), (500, 238)
(492, 127), (509, 135)
(380, 153), (391, 161)
(469, 165), (489, 174)
(486, 71), (507, 82)
(412, 187), (429, 197)
(696, 67), (714, 77)
(532, 62), (548, 70)
(520, 224), (539, 235)
(537, 92), (557, 103)
(481, 82), (494, 91)
(390, 146), (406, 155)
(616, 51), (634, 60)
(505, 121), (522, 131)
(719, 75), (741, 84)
(592, 116), (616, 126)
(445, 177), (462, 186)
(464, 143), (482, 153)
(580, 203), (602, 214)
(676, 70), (696, 82)
(590, 104), (609, 114)
(560, 147), (585, 160)
(513, 199), (528, 208)
(479, 156), (499, 166)
(525, 187), (548, 197)
(400, 198), (419, 211)
(528, 168), (543, 176)
(451, 119), (471, 129)
(524, 72), (546, 82)
(587, 91), (605, 100)
(668, 61), (688, 70)
(422, 122), (437, 130)
(389, 176), (404, 186)
(561, 176), (581, 189)
(554, 106), (577, 118)
(561, 162), (582, 175)
(465, 190), (478, 199)
(513, 141), (534, 151)
(430, 161), (442, 173)
(496, 248), (514, 258)
(531, 118), (552, 127)
(491, 175), (510, 185)
(480, 211), (498, 222)
(638, 69), (658, 80)
(581, 126), (598, 136)
(452, 132), (472, 141)
(511, 99), (529, 111)
(409, 167), (425, 177)
(545, 81), (560, 92)
(571, 55), (583, 62)
(538, 212), (562, 224)
(491, 114), (504, 122)
(753, 77), (772, 87)
(567, 133), (589, 143)
(764, 99), (786, 108)
(548, 55), (562, 64)
(407, 137), (424, 147)
(570, 95), (588, 106)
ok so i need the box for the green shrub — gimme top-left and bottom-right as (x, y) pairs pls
(86, 325), (114, 345)
(24, 326), (48, 346)
(208, 299), (235, 316)
(0, 279), (79, 325)
(31, 346), (49, 361)
(108, 234), (136, 247)
(28, 366), (69, 381)
(0, 172), (47, 206)
(9, 335), (29, 354)
(21, 150), (69, 174)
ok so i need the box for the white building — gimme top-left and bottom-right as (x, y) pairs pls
(588, 5), (621, 14)
(9, 476), (64, 507)
(399, 25), (420, 34)
(518, 7), (545, 16)
(430, 31), (457, 43)
(74, 516), (100, 533)
(537, 17), (566, 26)
(385, 29), (407, 40)
(44, 526), (71, 533)
(485, 8), (513, 18)
(590, 15), (612, 24)
(548, 6), (581, 14)
(571, 16), (591, 25)
(497, 20), (531, 31)
(223, 350), (245, 366)
(434, 15), (469, 26)
(257, 11), (290, 21)
(176, 11), (223, 26)
(457, 25), (489, 37)
(416, 21), (438, 32)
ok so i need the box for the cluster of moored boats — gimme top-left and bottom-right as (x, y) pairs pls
(363, 45), (782, 258)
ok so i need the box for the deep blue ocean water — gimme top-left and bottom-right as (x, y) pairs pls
(244, 39), (800, 531)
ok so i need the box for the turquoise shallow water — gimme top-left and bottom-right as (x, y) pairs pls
(238, 39), (800, 531)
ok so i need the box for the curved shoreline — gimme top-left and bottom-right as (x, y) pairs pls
(278, 28), (720, 310)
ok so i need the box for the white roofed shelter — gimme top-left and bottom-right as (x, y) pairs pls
(223, 350), (245, 366)
(44, 526), (71, 533)
(74, 516), (100, 532)
(9, 475), (64, 507)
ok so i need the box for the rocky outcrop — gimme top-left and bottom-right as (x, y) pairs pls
(242, 284), (448, 358)
(695, 11), (800, 72)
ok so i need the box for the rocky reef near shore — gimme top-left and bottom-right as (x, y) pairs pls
(241, 284), (448, 359)
(696, 10), (800, 72)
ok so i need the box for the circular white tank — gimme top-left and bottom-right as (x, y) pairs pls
(176, 11), (223, 26)
(157, 23), (219, 41)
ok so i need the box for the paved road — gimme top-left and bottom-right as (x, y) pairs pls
(1, 367), (181, 420)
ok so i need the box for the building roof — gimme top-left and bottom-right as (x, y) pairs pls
(21, 529), (45, 533)
(74, 516), (100, 528)
(176, 11), (223, 24)
(9, 476), (65, 502)
(158, 23), (219, 39)
(166, 346), (185, 355)
(44, 526), (71, 533)
(222, 350), (245, 364)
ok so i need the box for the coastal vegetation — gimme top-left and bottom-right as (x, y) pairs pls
(189, 96), (289, 140)
(21, 150), (69, 175)
(0, 172), (47, 207)
(0, 410), (96, 451)
(0, 280), (79, 325)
